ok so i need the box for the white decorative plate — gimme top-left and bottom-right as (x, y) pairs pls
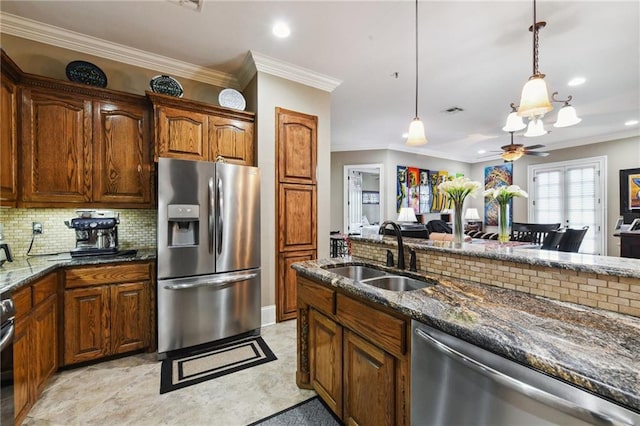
(218, 88), (246, 111)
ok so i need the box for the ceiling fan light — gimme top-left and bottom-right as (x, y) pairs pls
(501, 150), (524, 162)
(517, 76), (553, 118)
(553, 105), (582, 128)
(406, 118), (427, 146)
(502, 112), (527, 132)
(524, 118), (548, 137)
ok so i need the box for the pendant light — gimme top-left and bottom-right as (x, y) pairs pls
(503, 0), (580, 137)
(406, 0), (427, 146)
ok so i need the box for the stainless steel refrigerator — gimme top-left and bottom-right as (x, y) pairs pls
(157, 157), (261, 357)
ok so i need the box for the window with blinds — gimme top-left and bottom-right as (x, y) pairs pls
(529, 157), (606, 255)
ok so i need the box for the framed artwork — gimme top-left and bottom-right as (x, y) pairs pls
(418, 169), (431, 214)
(407, 167), (420, 213)
(484, 163), (513, 226)
(620, 168), (640, 223)
(396, 166), (408, 212)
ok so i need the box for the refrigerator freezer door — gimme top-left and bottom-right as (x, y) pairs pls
(157, 269), (261, 354)
(216, 162), (261, 273)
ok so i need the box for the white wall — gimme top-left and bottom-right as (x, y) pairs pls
(256, 72), (331, 307)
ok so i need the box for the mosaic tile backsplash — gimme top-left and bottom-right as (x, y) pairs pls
(0, 208), (157, 257)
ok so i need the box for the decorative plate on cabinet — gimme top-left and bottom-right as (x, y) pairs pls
(65, 61), (108, 88)
(218, 88), (246, 111)
(150, 75), (184, 98)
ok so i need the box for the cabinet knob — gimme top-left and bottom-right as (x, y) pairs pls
(138, 165), (142, 173)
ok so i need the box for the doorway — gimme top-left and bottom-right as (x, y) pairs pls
(528, 156), (606, 255)
(343, 164), (384, 235)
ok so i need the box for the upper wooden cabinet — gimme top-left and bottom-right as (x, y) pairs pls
(18, 73), (154, 208)
(0, 51), (20, 207)
(148, 91), (255, 166)
(277, 108), (317, 185)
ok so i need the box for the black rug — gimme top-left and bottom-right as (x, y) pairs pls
(248, 396), (342, 425)
(160, 335), (277, 394)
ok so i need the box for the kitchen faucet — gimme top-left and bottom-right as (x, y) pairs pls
(379, 221), (405, 270)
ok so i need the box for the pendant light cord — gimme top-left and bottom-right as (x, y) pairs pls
(415, 0), (419, 118)
(532, 0), (539, 76)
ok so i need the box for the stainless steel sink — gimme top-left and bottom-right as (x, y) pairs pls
(360, 275), (435, 291)
(327, 265), (388, 281)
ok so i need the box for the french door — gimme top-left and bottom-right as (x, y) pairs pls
(528, 157), (606, 255)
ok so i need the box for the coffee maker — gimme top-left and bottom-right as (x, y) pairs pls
(65, 210), (119, 257)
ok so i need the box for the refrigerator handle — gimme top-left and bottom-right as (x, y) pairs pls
(208, 177), (215, 254)
(217, 177), (223, 255)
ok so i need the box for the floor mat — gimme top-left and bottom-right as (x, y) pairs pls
(248, 396), (342, 426)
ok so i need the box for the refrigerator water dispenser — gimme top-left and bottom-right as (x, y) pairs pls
(167, 204), (199, 246)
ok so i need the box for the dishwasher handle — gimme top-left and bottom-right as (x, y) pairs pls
(414, 327), (633, 426)
(0, 321), (14, 352)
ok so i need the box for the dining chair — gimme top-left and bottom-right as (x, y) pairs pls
(540, 229), (565, 250)
(511, 223), (562, 245)
(557, 226), (589, 253)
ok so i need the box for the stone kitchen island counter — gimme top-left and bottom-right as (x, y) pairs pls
(292, 255), (640, 414)
(0, 248), (156, 294)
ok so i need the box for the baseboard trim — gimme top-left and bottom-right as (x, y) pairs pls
(261, 305), (276, 327)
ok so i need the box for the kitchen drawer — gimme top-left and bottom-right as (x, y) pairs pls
(336, 293), (406, 357)
(299, 276), (335, 316)
(32, 273), (58, 305)
(13, 285), (32, 319)
(65, 263), (150, 288)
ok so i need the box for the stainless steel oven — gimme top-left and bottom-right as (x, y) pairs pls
(1, 292), (16, 424)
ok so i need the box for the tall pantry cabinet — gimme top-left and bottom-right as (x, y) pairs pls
(275, 108), (318, 321)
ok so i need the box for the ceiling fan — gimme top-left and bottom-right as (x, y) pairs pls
(495, 132), (550, 162)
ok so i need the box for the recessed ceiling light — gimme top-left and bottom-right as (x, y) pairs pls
(625, 119), (639, 126)
(272, 21), (291, 38)
(477, 150), (486, 154)
(568, 77), (586, 87)
(402, 133), (409, 138)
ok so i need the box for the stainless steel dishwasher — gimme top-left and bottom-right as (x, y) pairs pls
(411, 321), (640, 426)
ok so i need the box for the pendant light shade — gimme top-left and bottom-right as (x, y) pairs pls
(501, 150), (525, 162)
(406, 0), (427, 146)
(524, 118), (548, 137)
(407, 117), (427, 146)
(553, 104), (582, 128)
(503, 111), (527, 132)
(517, 76), (553, 118)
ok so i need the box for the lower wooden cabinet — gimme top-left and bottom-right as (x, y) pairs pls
(297, 275), (410, 425)
(63, 262), (152, 366)
(12, 272), (58, 426)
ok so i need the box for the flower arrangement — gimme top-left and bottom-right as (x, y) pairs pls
(484, 185), (529, 242)
(438, 177), (482, 245)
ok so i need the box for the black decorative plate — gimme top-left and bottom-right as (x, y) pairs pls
(150, 75), (184, 98)
(65, 61), (108, 88)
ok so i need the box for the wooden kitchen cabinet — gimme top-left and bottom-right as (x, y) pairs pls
(17, 68), (154, 208)
(279, 251), (316, 320)
(12, 272), (59, 426)
(297, 275), (410, 425)
(0, 50), (20, 207)
(63, 262), (152, 366)
(148, 91), (255, 165)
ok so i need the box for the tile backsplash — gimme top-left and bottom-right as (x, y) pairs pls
(0, 208), (157, 257)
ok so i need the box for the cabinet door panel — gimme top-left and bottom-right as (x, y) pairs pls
(209, 116), (254, 165)
(156, 106), (208, 161)
(21, 89), (91, 203)
(343, 330), (395, 426)
(13, 319), (31, 422)
(93, 101), (151, 205)
(32, 296), (57, 395)
(278, 251), (315, 322)
(276, 108), (317, 184)
(278, 183), (317, 252)
(110, 282), (150, 354)
(64, 286), (109, 365)
(309, 309), (343, 417)
(0, 73), (18, 205)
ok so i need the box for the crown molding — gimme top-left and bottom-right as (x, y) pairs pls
(250, 51), (342, 93)
(0, 12), (240, 89)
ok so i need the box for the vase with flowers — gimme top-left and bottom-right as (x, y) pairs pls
(438, 177), (482, 246)
(484, 185), (529, 243)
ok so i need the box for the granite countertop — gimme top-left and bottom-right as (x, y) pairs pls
(351, 235), (640, 278)
(0, 249), (157, 294)
(292, 256), (640, 412)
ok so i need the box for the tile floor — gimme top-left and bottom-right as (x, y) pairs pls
(24, 320), (316, 426)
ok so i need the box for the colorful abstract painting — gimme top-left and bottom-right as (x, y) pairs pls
(629, 173), (640, 210)
(396, 166), (408, 212)
(407, 167), (420, 213)
(484, 164), (513, 226)
(418, 169), (431, 214)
